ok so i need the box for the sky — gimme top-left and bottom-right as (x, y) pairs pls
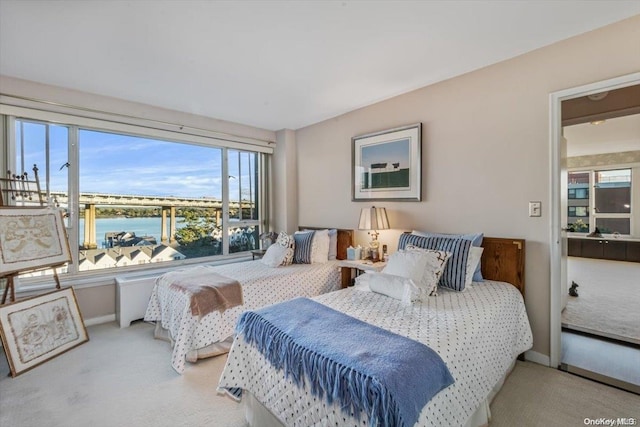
(18, 121), (255, 201)
(360, 137), (410, 170)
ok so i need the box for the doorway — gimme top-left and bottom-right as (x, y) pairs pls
(550, 73), (640, 393)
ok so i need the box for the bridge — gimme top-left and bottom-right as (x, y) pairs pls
(48, 191), (255, 249)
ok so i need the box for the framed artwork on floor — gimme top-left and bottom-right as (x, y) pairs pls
(352, 123), (422, 201)
(0, 287), (88, 377)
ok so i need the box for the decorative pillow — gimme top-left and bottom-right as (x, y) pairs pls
(360, 272), (420, 305)
(293, 231), (315, 264)
(328, 229), (338, 260)
(310, 229), (330, 264)
(353, 272), (373, 292)
(399, 233), (472, 291)
(412, 230), (484, 281)
(382, 250), (428, 292)
(465, 247), (484, 288)
(303, 228), (336, 262)
(275, 231), (295, 266)
(260, 244), (288, 268)
(404, 245), (451, 296)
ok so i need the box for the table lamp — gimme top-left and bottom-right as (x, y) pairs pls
(358, 206), (390, 262)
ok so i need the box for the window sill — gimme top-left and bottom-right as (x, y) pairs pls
(13, 253), (253, 297)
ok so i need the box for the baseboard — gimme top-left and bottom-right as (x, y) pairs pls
(562, 324), (640, 346)
(84, 314), (116, 327)
(563, 364), (640, 395)
(525, 350), (551, 367)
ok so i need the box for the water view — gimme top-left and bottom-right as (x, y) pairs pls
(78, 217), (186, 248)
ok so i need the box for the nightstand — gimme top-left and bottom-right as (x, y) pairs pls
(250, 249), (267, 260)
(337, 259), (387, 288)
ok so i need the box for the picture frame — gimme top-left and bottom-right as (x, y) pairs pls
(0, 207), (71, 276)
(352, 123), (422, 201)
(0, 287), (88, 377)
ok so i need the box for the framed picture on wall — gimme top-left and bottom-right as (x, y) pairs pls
(352, 123), (422, 201)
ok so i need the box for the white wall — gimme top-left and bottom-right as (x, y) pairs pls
(293, 15), (640, 358)
(273, 129), (298, 234)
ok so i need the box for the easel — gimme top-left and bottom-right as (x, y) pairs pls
(1, 270), (63, 305)
(0, 165), (45, 207)
(0, 165), (64, 304)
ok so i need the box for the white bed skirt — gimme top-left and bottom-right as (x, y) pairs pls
(241, 358), (518, 427)
(153, 322), (233, 362)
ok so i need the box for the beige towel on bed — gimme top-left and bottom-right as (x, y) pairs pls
(168, 268), (243, 318)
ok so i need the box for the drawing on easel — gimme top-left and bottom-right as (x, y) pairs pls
(0, 207), (71, 275)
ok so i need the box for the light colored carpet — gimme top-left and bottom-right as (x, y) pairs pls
(490, 359), (640, 426)
(0, 321), (246, 427)
(1, 321), (638, 427)
(563, 257), (640, 344)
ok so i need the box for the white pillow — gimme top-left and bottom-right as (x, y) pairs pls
(355, 272), (419, 305)
(354, 272), (373, 292)
(382, 250), (428, 285)
(260, 244), (288, 267)
(310, 229), (330, 264)
(465, 247), (484, 287)
(328, 229), (338, 261)
(386, 247), (450, 296)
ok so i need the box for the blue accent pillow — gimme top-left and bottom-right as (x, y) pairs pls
(293, 231), (315, 264)
(412, 231), (484, 281)
(399, 233), (472, 291)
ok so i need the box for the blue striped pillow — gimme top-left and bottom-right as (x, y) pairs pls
(293, 231), (315, 264)
(412, 231), (484, 281)
(398, 233), (472, 291)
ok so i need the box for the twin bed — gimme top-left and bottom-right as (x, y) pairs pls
(144, 228), (353, 373)
(217, 234), (533, 427)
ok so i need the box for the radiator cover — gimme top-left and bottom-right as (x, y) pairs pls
(116, 275), (158, 328)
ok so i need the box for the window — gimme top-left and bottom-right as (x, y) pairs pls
(594, 169), (631, 234)
(568, 206), (588, 217)
(227, 149), (260, 253)
(5, 116), (268, 285)
(567, 171), (590, 233)
(567, 168), (632, 235)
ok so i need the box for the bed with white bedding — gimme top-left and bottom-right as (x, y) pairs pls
(144, 228), (353, 374)
(217, 234), (533, 427)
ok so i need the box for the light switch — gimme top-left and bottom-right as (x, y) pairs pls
(529, 201), (542, 217)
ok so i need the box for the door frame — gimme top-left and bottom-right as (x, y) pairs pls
(549, 72), (640, 368)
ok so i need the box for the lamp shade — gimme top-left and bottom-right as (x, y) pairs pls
(358, 206), (390, 231)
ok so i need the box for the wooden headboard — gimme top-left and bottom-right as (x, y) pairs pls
(298, 227), (354, 260)
(481, 237), (526, 297)
(399, 232), (526, 297)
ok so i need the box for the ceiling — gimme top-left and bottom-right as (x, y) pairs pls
(564, 114), (640, 157)
(1, 1), (639, 131)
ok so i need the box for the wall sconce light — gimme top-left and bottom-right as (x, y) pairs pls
(358, 206), (390, 262)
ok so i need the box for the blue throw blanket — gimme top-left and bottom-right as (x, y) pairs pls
(230, 297), (454, 427)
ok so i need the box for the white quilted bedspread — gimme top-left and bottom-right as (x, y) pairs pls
(218, 280), (533, 427)
(144, 260), (341, 373)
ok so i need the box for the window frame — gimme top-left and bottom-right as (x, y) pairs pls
(1, 107), (271, 292)
(567, 166), (635, 236)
